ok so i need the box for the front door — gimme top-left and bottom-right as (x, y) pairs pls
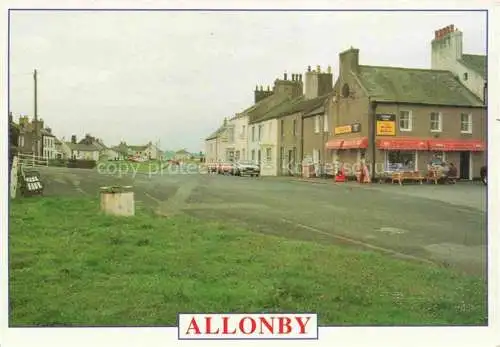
(459, 151), (470, 179)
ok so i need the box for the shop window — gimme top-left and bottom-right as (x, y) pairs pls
(385, 150), (416, 171)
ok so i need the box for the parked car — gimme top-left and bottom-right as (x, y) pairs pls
(232, 161), (260, 177)
(480, 165), (487, 185)
(217, 162), (234, 175)
(207, 162), (218, 173)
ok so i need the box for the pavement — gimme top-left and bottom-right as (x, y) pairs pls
(35, 166), (487, 277)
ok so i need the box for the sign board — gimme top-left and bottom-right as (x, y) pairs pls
(376, 114), (396, 136)
(334, 122), (362, 135)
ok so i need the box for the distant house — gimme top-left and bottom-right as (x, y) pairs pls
(41, 128), (56, 160)
(55, 138), (71, 159)
(174, 149), (192, 161)
(127, 141), (162, 160)
(66, 142), (100, 161)
(163, 150), (176, 161)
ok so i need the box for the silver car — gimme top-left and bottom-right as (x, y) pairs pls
(232, 161), (260, 177)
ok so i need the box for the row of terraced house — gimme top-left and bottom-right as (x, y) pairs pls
(204, 25), (487, 180)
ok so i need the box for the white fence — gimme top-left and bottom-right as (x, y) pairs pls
(17, 153), (49, 168)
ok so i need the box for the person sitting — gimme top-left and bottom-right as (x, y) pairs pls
(446, 163), (458, 184)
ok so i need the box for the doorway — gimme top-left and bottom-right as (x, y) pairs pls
(459, 151), (470, 179)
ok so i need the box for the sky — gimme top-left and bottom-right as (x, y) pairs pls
(9, 10), (487, 152)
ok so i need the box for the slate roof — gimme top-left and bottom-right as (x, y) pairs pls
(247, 93), (292, 124)
(251, 94), (330, 123)
(205, 125), (226, 141)
(459, 54), (487, 78)
(128, 145), (148, 151)
(356, 65), (484, 107)
(66, 142), (100, 151)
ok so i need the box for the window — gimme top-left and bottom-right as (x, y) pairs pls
(293, 119), (297, 136)
(399, 110), (412, 131)
(242, 125), (246, 137)
(266, 148), (272, 162)
(385, 151), (416, 172)
(460, 113), (472, 133)
(281, 119), (285, 137)
(242, 149), (246, 160)
(251, 126), (255, 142)
(430, 112), (442, 132)
(251, 150), (255, 161)
(463, 72), (468, 81)
(258, 125), (263, 140)
(19, 135), (24, 147)
(314, 115), (320, 133)
(323, 114), (329, 132)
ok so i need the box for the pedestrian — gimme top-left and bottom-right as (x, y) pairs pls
(445, 162), (458, 184)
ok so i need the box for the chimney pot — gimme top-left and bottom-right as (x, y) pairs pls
(307, 65), (311, 72)
(299, 74), (302, 82)
(316, 65), (321, 73)
(260, 85), (263, 91)
(284, 72), (287, 80)
(327, 65), (332, 74)
(255, 85), (258, 91)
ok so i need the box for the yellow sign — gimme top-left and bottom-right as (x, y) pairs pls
(334, 125), (352, 135)
(376, 114), (396, 136)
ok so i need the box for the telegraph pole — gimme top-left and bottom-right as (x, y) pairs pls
(33, 69), (39, 157)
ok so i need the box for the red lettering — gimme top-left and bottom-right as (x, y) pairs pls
(295, 316), (310, 334)
(185, 317), (201, 335)
(205, 317), (219, 334)
(278, 317), (292, 334)
(239, 317), (257, 335)
(222, 316), (237, 334)
(259, 317), (275, 334)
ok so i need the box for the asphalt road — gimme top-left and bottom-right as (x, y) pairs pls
(35, 166), (487, 277)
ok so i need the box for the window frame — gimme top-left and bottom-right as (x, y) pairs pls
(399, 110), (412, 132)
(430, 112), (442, 132)
(323, 114), (329, 133)
(460, 113), (472, 134)
(314, 115), (320, 134)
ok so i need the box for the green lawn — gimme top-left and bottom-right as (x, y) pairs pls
(9, 196), (487, 326)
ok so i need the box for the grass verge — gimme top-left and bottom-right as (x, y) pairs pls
(9, 196), (487, 326)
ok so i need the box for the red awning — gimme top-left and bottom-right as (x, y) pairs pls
(325, 139), (344, 149)
(342, 137), (369, 149)
(377, 138), (429, 150)
(428, 139), (485, 151)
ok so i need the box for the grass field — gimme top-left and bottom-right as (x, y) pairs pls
(9, 196), (487, 326)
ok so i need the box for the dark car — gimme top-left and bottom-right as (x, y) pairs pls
(232, 161), (260, 177)
(480, 165), (487, 185)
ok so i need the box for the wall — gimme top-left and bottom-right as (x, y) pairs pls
(302, 113), (330, 175)
(258, 118), (279, 176)
(278, 112), (302, 175)
(431, 28), (485, 101)
(229, 115), (249, 161)
(42, 135), (56, 159)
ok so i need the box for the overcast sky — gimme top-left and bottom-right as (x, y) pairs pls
(9, 10), (486, 152)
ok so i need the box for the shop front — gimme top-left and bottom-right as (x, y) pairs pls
(427, 139), (485, 180)
(325, 136), (368, 177)
(375, 137), (485, 179)
(376, 137), (429, 175)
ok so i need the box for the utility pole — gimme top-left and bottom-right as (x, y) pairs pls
(33, 69), (39, 157)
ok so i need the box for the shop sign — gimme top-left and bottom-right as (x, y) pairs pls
(334, 122), (361, 135)
(376, 114), (396, 136)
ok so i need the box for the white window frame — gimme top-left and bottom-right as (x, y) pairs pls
(314, 116), (320, 134)
(323, 114), (329, 132)
(399, 110), (412, 132)
(460, 113), (472, 134)
(293, 119), (297, 136)
(258, 125), (263, 141)
(265, 147), (272, 162)
(251, 126), (255, 142)
(430, 112), (442, 132)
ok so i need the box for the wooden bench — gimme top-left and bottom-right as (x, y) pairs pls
(391, 171), (425, 185)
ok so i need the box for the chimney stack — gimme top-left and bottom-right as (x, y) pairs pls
(307, 65), (311, 72)
(316, 65), (321, 73)
(284, 72), (287, 80)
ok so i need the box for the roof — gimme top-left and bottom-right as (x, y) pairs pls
(40, 129), (55, 137)
(459, 54), (487, 78)
(66, 142), (100, 151)
(176, 149), (190, 155)
(128, 145), (148, 151)
(205, 125), (226, 141)
(356, 65), (484, 107)
(252, 94), (329, 123)
(247, 93), (292, 124)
